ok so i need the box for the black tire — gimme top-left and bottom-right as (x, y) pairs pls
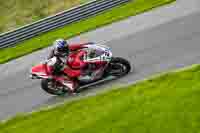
(41, 79), (67, 95)
(106, 57), (131, 77)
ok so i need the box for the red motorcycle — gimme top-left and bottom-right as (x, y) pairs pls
(30, 44), (131, 95)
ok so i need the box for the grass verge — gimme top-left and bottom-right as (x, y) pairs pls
(0, 0), (91, 33)
(0, 0), (175, 64)
(1, 64), (200, 133)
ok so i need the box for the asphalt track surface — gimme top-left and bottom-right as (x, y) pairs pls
(0, 0), (200, 120)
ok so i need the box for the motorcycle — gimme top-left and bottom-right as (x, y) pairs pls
(30, 44), (131, 95)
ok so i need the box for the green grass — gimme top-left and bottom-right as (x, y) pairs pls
(0, 0), (91, 33)
(1, 64), (200, 133)
(0, 0), (175, 64)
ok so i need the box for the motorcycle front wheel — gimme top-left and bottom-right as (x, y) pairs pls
(41, 79), (67, 95)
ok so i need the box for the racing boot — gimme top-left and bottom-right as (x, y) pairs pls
(62, 77), (79, 95)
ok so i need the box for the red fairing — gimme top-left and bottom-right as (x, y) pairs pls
(31, 64), (46, 73)
(69, 43), (88, 51)
(31, 64), (53, 76)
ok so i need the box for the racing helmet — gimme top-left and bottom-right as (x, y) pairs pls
(53, 38), (69, 53)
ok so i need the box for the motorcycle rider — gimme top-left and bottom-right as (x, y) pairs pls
(47, 38), (97, 94)
(47, 39), (69, 75)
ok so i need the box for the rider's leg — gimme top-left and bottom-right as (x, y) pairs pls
(63, 78), (79, 94)
(52, 57), (64, 75)
(81, 63), (96, 76)
(79, 63), (106, 81)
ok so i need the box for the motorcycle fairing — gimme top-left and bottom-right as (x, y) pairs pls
(83, 44), (112, 63)
(31, 64), (52, 79)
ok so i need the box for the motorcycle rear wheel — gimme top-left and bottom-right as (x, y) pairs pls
(106, 57), (131, 77)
